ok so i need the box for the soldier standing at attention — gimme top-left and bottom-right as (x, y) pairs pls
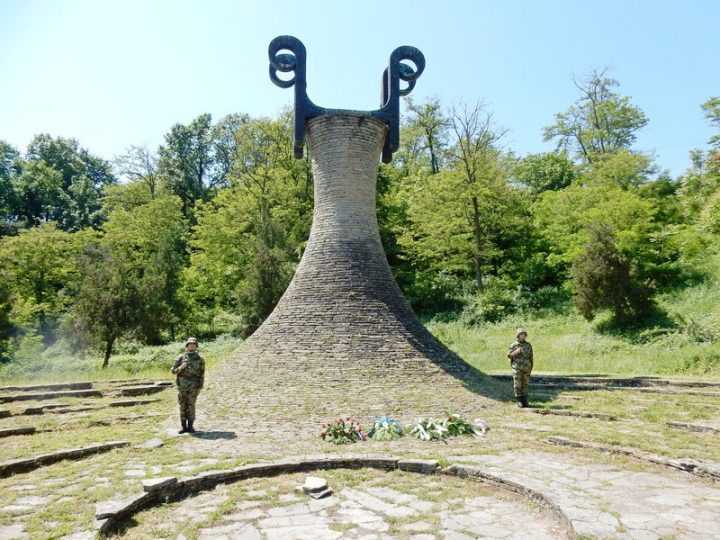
(508, 328), (533, 408)
(171, 337), (205, 433)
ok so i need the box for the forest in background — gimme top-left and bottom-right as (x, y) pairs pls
(1, 69), (719, 371)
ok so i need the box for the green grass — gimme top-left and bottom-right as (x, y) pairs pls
(427, 276), (720, 377)
(0, 334), (243, 383)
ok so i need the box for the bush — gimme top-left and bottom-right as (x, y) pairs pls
(460, 279), (518, 325)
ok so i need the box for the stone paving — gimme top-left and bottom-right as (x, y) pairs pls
(2, 375), (720, 538)
(126, 469), (569, 540)
(450, 450), (720, 539)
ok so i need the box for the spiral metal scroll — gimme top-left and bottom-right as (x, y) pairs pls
(268, 35), (425, 163)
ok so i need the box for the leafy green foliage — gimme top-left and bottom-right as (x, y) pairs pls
(70, 196), (188, 366)
(701, 97), (720, 148)
(513, 151), (575, 195)
(19, 134), (115, 230)
(0, 223), (90, 342)
(543, 68), (648, 163)
(182, 114), (311, 335)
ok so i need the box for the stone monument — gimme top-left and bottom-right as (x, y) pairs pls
(207, 37), (482, 423)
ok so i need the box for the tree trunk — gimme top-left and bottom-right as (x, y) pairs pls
(102, 337), (115, 369)
(471, 196), (483, 290)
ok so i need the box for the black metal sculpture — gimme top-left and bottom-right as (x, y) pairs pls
(268, 35), (425, 163)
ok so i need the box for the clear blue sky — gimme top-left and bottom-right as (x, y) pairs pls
(1, 0), (718, 177)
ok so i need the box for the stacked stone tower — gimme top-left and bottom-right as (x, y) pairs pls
(206, 37), (484, 425)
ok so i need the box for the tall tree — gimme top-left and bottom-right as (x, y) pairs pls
(72, 244), (145, 368)
(18, 135), (115, 230)
(0, 141), (21, 234)
(405, 97), (448, 174)
(183, 114), (312, 334)
(0, 223), (89, 342)
(113, 144), (160, 199)
(543, 69), (648, 164)
(447, 101), (509, 289)
(158, 113), (246, 215)
(572, 224), (654, 325)
(102, 195), (188, 343)
(701, 96), (720, 148)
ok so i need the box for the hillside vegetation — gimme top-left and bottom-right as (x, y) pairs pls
(1, 75), (719, 379)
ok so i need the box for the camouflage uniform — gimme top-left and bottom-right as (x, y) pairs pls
(508, 329), (533, 408)
(171, 343), (205, 432)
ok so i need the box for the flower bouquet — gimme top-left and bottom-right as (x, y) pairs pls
(320, 417), (367, 445)
(367, 416), (404, 441)
(407, 417), (448, 441)
(443, 413), (488, 437)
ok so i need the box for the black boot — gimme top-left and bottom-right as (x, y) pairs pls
(522, 396), (531, 408)
(178, 418), (188, 434)
(187, 420), (196, 433)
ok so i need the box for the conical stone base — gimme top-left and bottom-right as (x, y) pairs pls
(206, 115), (491, 432)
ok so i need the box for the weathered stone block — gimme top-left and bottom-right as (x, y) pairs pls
(0, 427), (35, 438)
(398, 459), (439, 474)
(142, 477), (177, 492)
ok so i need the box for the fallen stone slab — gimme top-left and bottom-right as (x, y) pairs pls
(0, 389), (102, 404)
(297, 476), (333, 499)
(546, 436), (720, 482)
(0, 409), (10, 418)
(529, 408), (617, 421)
(0, 381), (93, 393)
(0, 427), (36, 438)
(666, 421), (720, 434)
(0, 440), (129, 478)
(118, 385), (168, 397)
(95, 491), (155, 521)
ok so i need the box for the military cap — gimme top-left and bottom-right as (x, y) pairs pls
(516, 328), (528, 338)
(185, 337), (199, 346)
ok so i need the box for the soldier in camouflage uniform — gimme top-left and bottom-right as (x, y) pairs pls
(508, 328), (533, 408)
(171, 337), (205, 433)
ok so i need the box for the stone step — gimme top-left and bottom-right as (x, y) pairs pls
(0, 427), (36, 438)
(0, 381), (93, 393)
(666, 421), (720, 434)
(518, 382), (720, 397)
(528, 408), (617, 421)
(108, 399), (162, 407)
(118, 385), (169, 397)
(0, 440), (130, 478)
(16, 399), (160, 417)
(0, 389), (102, 404)
(489, 373), (720, 389)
